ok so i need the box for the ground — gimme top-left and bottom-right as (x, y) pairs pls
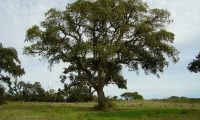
(0, 99), (200, 120)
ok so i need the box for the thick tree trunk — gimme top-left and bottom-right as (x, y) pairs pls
(97, 86), (106, 109)
(97, 66), (106, 110)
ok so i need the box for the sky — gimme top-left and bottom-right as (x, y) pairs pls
(0, 0), (200, 99)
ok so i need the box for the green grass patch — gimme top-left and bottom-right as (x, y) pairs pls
(0, 101), (200, 120)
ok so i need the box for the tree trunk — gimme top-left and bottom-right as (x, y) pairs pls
(97, 86), (106, 110)
(97, 66), (106, 110)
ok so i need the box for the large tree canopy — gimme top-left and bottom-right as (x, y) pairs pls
(24, 0), (178, 110)
(188, 52), (200, 73)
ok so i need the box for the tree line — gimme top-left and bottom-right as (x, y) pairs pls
(1, 80), (94, 103)
(1, 79), (144, 104)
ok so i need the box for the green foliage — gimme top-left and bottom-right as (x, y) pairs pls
(167, 96), (187, 100)
(0, 42), (25, 104)
(7, 81), (65, 102)
(121, 92), (144, 100)
(44, 88), (64, 102)
(0, 43), (25, 81)
(24, 0), (178, 109)
(164, 96), (200, 103)
(188, 52), (200, 73)
(8, 81), (46, 102)
(7, 79), (95, 103)
(64, 84), (93, 102)
(61, 73), (95, 102)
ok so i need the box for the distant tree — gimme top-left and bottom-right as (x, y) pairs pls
(61, 73), (95, 102)
(109, 96), (118, 101)
(45, 89), (57, 102)
(167, 96), (187, 100)
(132, 92), (144, 100)
(55, 88), (65, 102)
(8, 81), (25, 101)
(8, 81), (46, 102)
(112, 96), (118, 100)
(188, 52), (200, 73)
(121, 92), (131, 100)
(31, 82), (46, 101)
(0, 43), (24, 104)
(121, 92), (143, 100)
(24, 0), (178, 110)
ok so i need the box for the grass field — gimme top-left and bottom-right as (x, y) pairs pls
(1, 100), (200, 120)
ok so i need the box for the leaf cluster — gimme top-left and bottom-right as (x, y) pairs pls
(188, 52), (200, 73)
(0, 43), (25, 86)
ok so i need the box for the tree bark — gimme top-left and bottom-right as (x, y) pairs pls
(97, 66), (106, 110)
(97, 85), (106, 109)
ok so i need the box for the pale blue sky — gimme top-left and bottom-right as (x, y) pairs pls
(0, 0), (199, 99)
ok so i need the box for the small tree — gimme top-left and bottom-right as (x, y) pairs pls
(188, 52), (200, 73)
(0, 43), (24, 104)
(24, 0), (178, 110)
(121, 92), (143, 100)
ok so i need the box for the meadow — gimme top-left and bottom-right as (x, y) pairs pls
(1, 99), (200, 120)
